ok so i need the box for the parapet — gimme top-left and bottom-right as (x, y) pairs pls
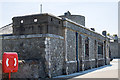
(12, 13), (63, 36)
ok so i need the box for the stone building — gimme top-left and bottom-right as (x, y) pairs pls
(109, 35), (120, 59)
(110, 41), (119, 59)
(0, 12), (110, 78)
(0, 23), (13, 35)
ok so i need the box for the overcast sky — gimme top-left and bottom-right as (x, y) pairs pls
(0, 0), (118, 35)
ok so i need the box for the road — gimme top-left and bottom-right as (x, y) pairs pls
(73, 59), (119, 78)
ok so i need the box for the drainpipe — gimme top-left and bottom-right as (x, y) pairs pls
(76, 32), (79, 72)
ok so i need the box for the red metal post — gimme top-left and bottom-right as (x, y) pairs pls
(9, 72), (11, 80)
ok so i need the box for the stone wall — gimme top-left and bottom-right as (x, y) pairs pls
(12, 14), (48, 35)
(3, 60), (46, 78)
(119, 43), (120, 57)
(12, 14), (63, 37)
(64, 19), (105, 40)
(110, 42), (118, 58)
(105, 40), (110, 65)
(2, 37), (46, 60)
(48, 16), (63, 37)
(46, 38), (64, 77)
(59, 11), (85, 26)
(65, 29), (77, 74)
(64, 18), (110, 72)
(1, 35), (47, 78)
(0, 23), (13, 35)
(1, 33), (65, 78)
(109, 39), (120, 59)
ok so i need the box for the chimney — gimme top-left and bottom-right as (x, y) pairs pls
(90, 28), (95, 31)
(102, 31), (107, 36)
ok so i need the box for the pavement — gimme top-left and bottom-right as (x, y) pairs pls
(74, 59), (119, 78)
(55, 59), (119, 79)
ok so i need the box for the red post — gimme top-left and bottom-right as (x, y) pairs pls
(9, 72), (11, 80)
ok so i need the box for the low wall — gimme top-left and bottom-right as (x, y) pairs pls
(98, 59), (105, 67)
(2, 60), (46, 78)
(66, 61), (77, 74)
(90, 60), (96, 68)
(84, 60), (91, 70)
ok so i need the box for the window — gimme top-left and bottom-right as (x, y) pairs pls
(79, 35), (82, 48)
(94, 40), (97, 58)
(98, 43), (103, 55)
(51, 18), (53, 21)
(34, 19), (37, 22)
(98, 42), (103, 58)
(20, 20), (23, 23)
(59, 21), (61, 24)
(85, 37), (89, 59)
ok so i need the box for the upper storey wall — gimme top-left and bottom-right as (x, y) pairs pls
(12, 14), (48, 35)
(63, 18), (106, 41)
(12, 14), (64, 36)
(12, 14), (48, 26)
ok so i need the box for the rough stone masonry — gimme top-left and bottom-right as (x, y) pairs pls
(0, 11), (110, 78)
